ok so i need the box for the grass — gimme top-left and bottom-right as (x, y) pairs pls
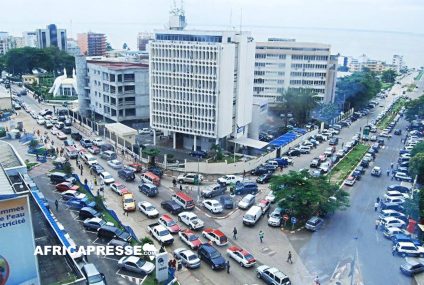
(406, 84), (417, 92)
(415, 70), (424, 81)
(210, 155), (243, 163)
(377, 98), (406, 129)
(381, 82), (394, 90)
(328, 144), (369, 185)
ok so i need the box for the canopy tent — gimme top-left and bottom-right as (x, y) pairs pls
(230, 137), (269, 149)
(268, 132), (299, 148)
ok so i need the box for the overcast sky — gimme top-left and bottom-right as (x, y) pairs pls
(1, 0), (423, 64)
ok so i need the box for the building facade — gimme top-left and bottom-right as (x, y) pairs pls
(23, 31), (37, 47)
(392, 54), (404, 73)
(149, 30), (255, 150)
(76, 56), (149, 125)
(49, 68), (77, 97)
(137, 32), (153, 51)
(348, 54), (386, 73)
(66, 38), (81, 56)
(36, 24), (67, 51)
(253, 39), (338, 103)
(0, 32), (14, 55)
(77, 32), (106, 56)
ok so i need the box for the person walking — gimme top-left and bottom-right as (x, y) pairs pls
(374, 202), (379, 211)
(172, 178), (177, 188)
(226, 260), (230, 274)
(390, 162), (394, 169)
(386, 169), (390, 176)
(376, 197), (380, 203)
(259, 230), (264, 243)
(80, 165), (83, 176)
(84, 178), (88, 185)
(179, 184), (183, 192)
(94, 177), (97, 186)
(55, 199), (59, 211)
(314, 276), (321, 285)
(90, 168), (93, 175)
(375, 219), (380, 230)
(287, 251), (293, 264)
(232, 227), (238, 240)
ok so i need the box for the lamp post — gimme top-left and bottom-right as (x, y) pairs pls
(197, 157), (200, 203)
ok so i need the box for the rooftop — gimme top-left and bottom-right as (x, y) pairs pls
(0, 141), (26, 170)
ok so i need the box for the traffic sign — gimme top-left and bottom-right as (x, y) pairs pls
(291, 217), (297, 224)
(283, 214), (289, 221)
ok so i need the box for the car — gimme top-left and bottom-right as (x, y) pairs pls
(56, 131), (67, 140)
(226, 246), (256, 268)
(201, 184), (226, 198)
(189, 150), (208, 158)
(62, 126), (72, 134)
(71, 132), (83, 141)
(90, 164), (105, 176)
(286, 149), (301, 157)
(92, 137), (105, 146)
(400, 260), (424, 276)
(177, 173), (204, 184)
(298, 145), (311, 154)
(392, 233), (422, 246)
(335, 150), (345, 158)
(324, 147), (334, 156)
(219, 195), (234, 209)
(351, 169), (362, 181)
(81, 263), (106, 285)
(109, 183), (129, 196)
(370, 135), (377, 142)
(117, 256), (155, 274)
(64, 119), (72, 127)
(197, 244), (226, 270)
(319, 163), (331, 173)
(360, 159), (369, 168)
(107, 159), (124, 169)
(202, 199), (223, 214)
(147, 165), (164, 177)
(385, 190), (409, 200)
(394, 129), (402, 135)
(179, 229), (203, 250)
(83, 217), (113, 231)
(217, 175), (243, 186)
(257, 199), (271, 215)
(202, 228), (228, 246)
(268, 207), (284, 227)
(238, 194), (256, 209)
(178, 211), (204, 230)
(371, 166), (382, 177)
(69, 198), (96, 211)
(395, 172), (413, 182)
(61, 190), (86, 201)
(256, 265), (291, 285)
(37, 118), (46, 125)
(387, 185), (410, 193)
(310, 158), (321, 168)
(344, 176), (356, 186)
(380, 201), (405, 212)
(305, 216), (324, 231)
(126, 163), (143, 173)
(88, 146), (100, 154)
(122, 193), (136, 212)
(379, 209), (407, 221)
(393, 242), (424, 257)
(173, 248), (201, 269)
(265, 191), (276, 203)
(256, 173), (273, 184)
(45, 120), (53, 129)
(329, 137), (339, 145)
(80, 138), (93, 148)
(251, 166), (270, 176)
(99, 172), (115, 185)
(158, 214), (181, 234)
(161, 200), (184, 215)
(234, 181), (258, 195)
(55, 182), (79, 192)
(64, 139), (75, 147)
(381, 217), (406, 229)
(137, 201), (159, 218)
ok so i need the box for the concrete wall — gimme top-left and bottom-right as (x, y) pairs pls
(183, 129), (318, 174)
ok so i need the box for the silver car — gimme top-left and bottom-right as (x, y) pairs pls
(118, 256), (155, 274)
(173, 248), (201, 269)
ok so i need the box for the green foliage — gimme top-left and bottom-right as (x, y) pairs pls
(29, 139), (39, 149)
(404, 191), (420, 221)
(269, 170), (349, 222)
(106, 42), (113, 51)
(381, 69), (397, 83)
(209, 144), (224, 161)
(411, 142), (424, 157)
(63, 161), (73, 175)
(144, 148), (160, 165)
(3, 47), (75, 75)
(329, 144), (369, 185)
(404, 95), (424, 122)
(275, 88), (319, 125)
(409, 153), (424, 184)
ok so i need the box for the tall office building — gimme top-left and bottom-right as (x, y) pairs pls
(137, 32), (153, 51)
(36, 24), (67, 51)
(23, 31), (37, 47)
(77, 32), (107, 56)
(149, 29), (255, 150)
(392, 55), (404, 73)
(0, 32), (14, 55)
(253, 38), (338, 103)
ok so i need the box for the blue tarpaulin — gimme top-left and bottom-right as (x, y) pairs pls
(268, 131), (302, 148)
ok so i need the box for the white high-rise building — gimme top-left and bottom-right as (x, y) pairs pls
(253, 38), (338, 103)
(149, 30), (255, 150)
(392, 54), (404, 73)
(23, 31), (37, 47)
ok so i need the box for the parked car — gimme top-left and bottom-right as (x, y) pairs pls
(90, 164), (105, 176)
(226, 246), (256, 268)
(202, 199), (223, 214)
(177, 173), (204, 184)
(179, 229), (202, 250)
(78, 206), (101, 220)
(83, 217), (113, 231)
(344, 176), (356, 186)
(238, 194), (256, 209)
(158, 214), (181, 234)
(202, 228), (228, 246)
(173, 248), (201, 269)
(189, 150), (208, 158)
(107, 159), (124, 169)
(161, 200), (184, 215)
(305, 216), (324, 231)
(217, 175), (243, 186)
(99, 171), (115, 185)
(118, 256), (155, 274)
(55, 182), (79, 192)
(110, 182), (129, 196)
(393, 242), (424, 257)
(234, 181), (258, 195)
(201, 184), (226, 198)
(400, 260), (424, 276)
(197, 244), (226, 270)
(256, 173), (272, 184)
(80, 138), (93, 148)
(61, 190), (86, 201)
(256, 265), (291, 285)
(178, 211), (204, 230)
(137, 201), (159, 218)
(251, 166), (270, 176)
(219, 195), (234, 209)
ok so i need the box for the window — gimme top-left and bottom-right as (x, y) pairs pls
(124, 74), (135, 82)
(109, 74), (115, 82)
(124, 85), (135, 94)
(125, 108), (136, 116)
(117, 74), (122, 82)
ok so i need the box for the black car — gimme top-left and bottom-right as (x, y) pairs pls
(219, 195), (234, 209)
(118, 168), (135, 182)
(197, 244), (226, 270)
(62, 127), (72, 134)
(58, 115), (66, 122)
(355, 166), (365, 174)
(71, 132), (82, 141)
(329, 137), (339, 146)
(351, 170), (362, 181)
(97, 225), (132, 242)
(287, 149), (301, 157)
(148, 166), (163, 177)
(387, 185), (410, 193)
(64, 119), (72, 127)
(310, 158), (320, 168)
(360, 160), (369, 168)
(400, 260), (424, 276)
(380, 202), (404, 212)
(251, 167), (269, 176)
(83, 218), (111, 231)
(189, 150), (208, 158)
(256, 173), (272, 184)
(161, 200), (184, 215)
(79, 207), (101, 220)
(90, 164), (105, 176)
(394, 129), (402, 135)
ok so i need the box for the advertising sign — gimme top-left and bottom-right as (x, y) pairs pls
(0, 195), (40, 285)
(155, 251), (169, 282)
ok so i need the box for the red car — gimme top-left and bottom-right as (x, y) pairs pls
(56, 182), (79, 192)
(88, 146), (100, 154)
(202, 228), (228, 246)
(178, 229), (203, 250)
(110, 182), (130, 196)
(226, 246), (256, 267)
(158, 214), (181, 234)
(127, 163), (143, 173)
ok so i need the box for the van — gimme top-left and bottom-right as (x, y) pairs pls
(234, 182), (258, 195)
(140, 171), (160, 186)
(82, 153), (98, 166)
(138, 183), (159, 197)
(243, 205), (262, 226)
(266, 160), (279, 169)
(81, 263), (106, 285)
(50, 172), (75, 184)
(172, 192), (195, 210)
(118, 168), (135, 182)
(65, 146), (78, 159)
(100, 150), (117, 160)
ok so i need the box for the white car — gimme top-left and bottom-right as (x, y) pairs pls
(393, 242), (424, 257)
(99, 171), (115, 185)
(107, 159), (123, 169)
(202, 199), (223, 214)
(61, 190), (86, 201)
(178, 212), (204, 230)
(217, 175), (243, 185)
(381, 217), (406, 229)
(56, 131), (67, 140)
(177, 173), (204, 184)
(173, 248), (201, 269)
(118, 256), (155, 274)
(138, 201), (159, 218)
(324, 147), (334, 156)
(385, 190), (409, 199)
(395, 172), (413, 182)
(37, 118), (46, 125)
(265, 191), (276, 203)
(92, 137), (105, 146)
(51, 127), (60, 135)
(226, 246), (256, 267)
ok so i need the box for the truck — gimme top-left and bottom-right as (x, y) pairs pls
(217, 175), (243, 186)
(147, 223), (174, 245)
(362, 125), (371, 141)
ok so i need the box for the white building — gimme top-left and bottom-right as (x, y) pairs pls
(0, 32), (12, 55)
(49, 68), (77, 97)
(75, 56), (149, 125)
(253, 38), (338, 103)
(23, 31), (37, 47)
(36, 24), (67, 51)
(149, 30), (255, 150)
(392, 55), (404, 73)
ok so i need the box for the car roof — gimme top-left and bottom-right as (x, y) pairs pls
(204, 228), (225, 237)
(398, 241), (416, 247)
(161, 214), (174, 221)
(125, 256), (140, 263)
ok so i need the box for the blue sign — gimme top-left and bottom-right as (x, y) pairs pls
(291, 217), (297, 224)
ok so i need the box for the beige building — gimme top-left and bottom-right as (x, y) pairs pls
(348, 55), (386, 73)
(77, 32), (106, 56)
(22, 75), (39, 85)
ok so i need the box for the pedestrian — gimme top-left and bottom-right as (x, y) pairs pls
(179, 184), (183, 191)
(243, 170), (246, 178)
(172, 178), (177, 188)
(392, 245), (396, 256)
(55, 199), (59, 211)
(375, 219), (380, 230)
(76, 160), (79, 168)
(80, 166), (83, 176)
(90, 168), (93, 175)
(232, 227), (238, 240)
(386, 169), (390, 176)
(287, 251), (293, 264)
(391, 173), (394, 180)
(94, 177), (97, 186)
(84, 178), (88, 185)
(376, 197), (380, 203)
(226, 260), (230, 274)
(390, 162), (394, 169)
(259, 230), (264, 243)
(314, 276), (320, 285)
(374, 202), (379, 211)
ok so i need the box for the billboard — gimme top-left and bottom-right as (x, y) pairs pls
(0, 195), (40, 285)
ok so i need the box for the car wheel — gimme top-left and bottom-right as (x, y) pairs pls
(402, 253), (406, 257)
(211, 264), (215, 270)
(178, 180), (184, 184)
(257, 273), (262, 279)
(240, 261), (244, 267)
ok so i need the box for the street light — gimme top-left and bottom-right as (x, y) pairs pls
(197, 157), (200, 203)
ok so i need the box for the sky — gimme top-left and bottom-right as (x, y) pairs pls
(1, 0), (423, 65)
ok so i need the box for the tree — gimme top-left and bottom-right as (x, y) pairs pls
(143, 148), (161, 166)
(404, 95), (424, 122)
(63, 161), (73, 175)
(411, 142), (424, 157)
(409, 153), (424, 184)
(381, 69), (397, 83)
(210, 144), (224, 161)
(106, 42), (113, 51)
(122, 43), (129, 50)
(275, 89), (319, 126)
(29, 139), (39, 149)
(269, 170), (349, 222)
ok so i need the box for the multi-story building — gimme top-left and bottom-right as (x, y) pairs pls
(75, 56), (149, 125)
(0, 32), (12, 55)
(348, 54), (386, 73)
(36, 24), (67, 51)
(23, 31), (37, 47)
(137, 32), (153, 51)
(77, 32), (107, 56)
(392, 54), (404, 73)
(66, 38), (81, 56)
(253, 38), (338, 103)
(149, 29), (255, 150)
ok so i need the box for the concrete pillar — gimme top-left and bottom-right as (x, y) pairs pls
(173, 132), (176, 149)
(153, 131), (156, 146)
(215, 138), (219, 145)
(193, 135), (197, 151)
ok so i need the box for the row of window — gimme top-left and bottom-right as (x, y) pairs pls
(255, 54), (287, 59)
(152, 115), (216, 136)
(89, 70), (135, 83)
(256, 46), (330, 52)
(292, 55), (328, 61)
(255, 62), (286, 68)
(151, 47), (219, 61)
(291, 63), (328, 69)
(151, 62), (218, 76)
(151, 90), (217, 105)
(254, 70), (285, 76)
(290, 72), (327, 78)
(152, 103), (216, 118)
(151, 76), (217, 90)
(289, 80), (326, 85)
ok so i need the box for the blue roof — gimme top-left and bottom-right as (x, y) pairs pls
(269, 131), (301, 147)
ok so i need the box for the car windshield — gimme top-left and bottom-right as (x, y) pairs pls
(146, 206), (155, 211)
(117, 185), (125, 190)
(244, 254), (254, 260)
(210, 250), (220, 259)
(88, 274), (103, 283)
(188, 234), (199, 241)
(124, 198), (134, 203)
(166, 220), (176, 226)
(188, 255), (198, 261)
(104, 175), (113, 179)
(159, 230), (170, 236)
(136, 259), (146, 267)
(88, 157), (96, 161)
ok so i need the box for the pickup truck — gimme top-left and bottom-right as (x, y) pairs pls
(217, 175), (243, 186)
(147, 223), (174, 245)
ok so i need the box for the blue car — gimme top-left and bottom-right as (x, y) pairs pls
(392, 234), (422, 247)
(234, 181), (258, 195)
(80, 138), (93, 148)
(66, 197), (95, 210)
(198, 244), (226, 270)
(189, 150), (207, 158)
